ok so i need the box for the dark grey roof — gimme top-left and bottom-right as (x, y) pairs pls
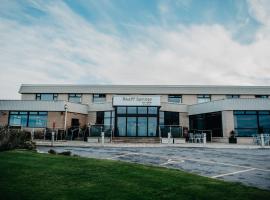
(19, 84), (270, 95)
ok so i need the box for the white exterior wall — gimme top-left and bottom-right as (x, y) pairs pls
(222, 111), (234, 138)
(212, 95), (226, 101)
(58, 94), (68, 101)
(180, 112), (189, 128)
(21, 94), (35, 100)
(182, 95), (197, 105)
(240, 95), (255, 98)
(82, 94), (91, 104)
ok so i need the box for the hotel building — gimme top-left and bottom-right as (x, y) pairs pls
(0, 84), (270, 144)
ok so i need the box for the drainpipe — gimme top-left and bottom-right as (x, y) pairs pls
(64, 104), (68, 135)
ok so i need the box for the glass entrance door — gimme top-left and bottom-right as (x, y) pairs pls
(138, 117), (147, 136)
(115, 106), (159, 137)
(127, 117), (136, 136)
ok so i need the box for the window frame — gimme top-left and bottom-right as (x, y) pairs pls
(93, 94), (106, 103)
(36, 93), (58, 101)
(197, 94), (211, 103)
(68, 93), (82, 103)
(168, 94), (182, 104)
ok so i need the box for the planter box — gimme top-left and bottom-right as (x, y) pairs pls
(174, 138), (186, 144)
(161, 138), (173, 144)
(229, 137), (237, 144)
(87, 137), (99, 143)
(99, 138), (111, 143)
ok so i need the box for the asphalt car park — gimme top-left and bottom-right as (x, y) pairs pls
(37, 146), (270, 190)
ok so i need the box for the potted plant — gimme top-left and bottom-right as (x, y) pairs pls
(229, 130), (237, 144)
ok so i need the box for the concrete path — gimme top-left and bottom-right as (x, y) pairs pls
(35, 140), (270, 149)
(37, 145), (270, 190)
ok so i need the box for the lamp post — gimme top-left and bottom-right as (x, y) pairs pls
(64, 104), (68, 134)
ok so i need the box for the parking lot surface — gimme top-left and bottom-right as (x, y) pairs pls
(37, 146), (270, 190)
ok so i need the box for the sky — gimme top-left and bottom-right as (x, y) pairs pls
(0, 0), (270, 99)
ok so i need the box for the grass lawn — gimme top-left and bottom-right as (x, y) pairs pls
(0, 150), (269, 200)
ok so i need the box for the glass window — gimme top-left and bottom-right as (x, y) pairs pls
(28, 114), (47, 128)
(255, 95), (269, 98)
(148, 107), (157, 114)
(117, 107), (126, 114)
(189, 112), (223, 137)
(9, 111), (48, 128)
(164, 111), (179, 125)
(138, 107), (147, 114)
(117, 117), (126, 136)
(96, 111), (104, 124)
(226, 95), (240, 99)
(259, 115), (270, 129)
(159, 111), (164, 125)
(138, 117), (147, 136)
(9, 113), (28, 127)
(93, 94), (106, 103)
(168, 95), (182, 103)
(197, 95), (211, 103)
(148, 117), (157, 137)
(127, 107), (137, 114)
(234, 114), (257, 128)
(127, 117), (136, 136)
(68, 94), (81, 103)
(36, 94), (57, 101)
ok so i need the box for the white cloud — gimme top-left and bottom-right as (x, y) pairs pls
(0, 1), (270, 99)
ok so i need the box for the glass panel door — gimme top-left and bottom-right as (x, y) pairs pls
(117, 117), (126, 136)
(148, 117), (157, 137)
(138, 117), (147, 136)
(127, 117), (136, 136)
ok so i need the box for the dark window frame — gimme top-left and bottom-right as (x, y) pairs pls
(68, 93), (82, 103)
(168, 94), (182, 104)
(93, 94), (106, 103)
(36, 93), (58, 101)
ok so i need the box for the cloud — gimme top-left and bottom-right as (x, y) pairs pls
(247, 0), (270, 26)
(0, 0), (270, 99)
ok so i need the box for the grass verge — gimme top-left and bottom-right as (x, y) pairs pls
(0, 150), (269, 200)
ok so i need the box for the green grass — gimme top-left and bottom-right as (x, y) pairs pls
(0, 150), (269, 200)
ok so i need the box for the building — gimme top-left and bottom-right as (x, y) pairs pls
(0, 84), (270, 144)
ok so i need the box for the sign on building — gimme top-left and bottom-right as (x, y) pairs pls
(113, 96), (161, 106)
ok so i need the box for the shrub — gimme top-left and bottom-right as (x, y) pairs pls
(0, 128), (35, 151)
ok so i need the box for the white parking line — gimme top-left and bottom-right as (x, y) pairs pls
(108, 152), (270, 172)
(108, 153), (132, 160)
(212, 168), (256, 178)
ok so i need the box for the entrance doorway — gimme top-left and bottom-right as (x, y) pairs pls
(115, 106), (159, 137)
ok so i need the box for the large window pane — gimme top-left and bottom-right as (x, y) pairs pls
(168, 95), (182, 103)
(148, 117), (157, 136)
(138, 107), (147, 114)
(197, 95), (211, 103)
(235, 129), (257, 137)
(234, 115), (257, 128)
(9, 115), (27, 127)
(117, 117), (126, 136)
(138, 117), (147, 136)
(28, 113), (47, 128)
(259, 115), (270, 129)
(127, 107), (137, 114)
(148, 107), (157, 114)
(69, 94), (81, 103)
(127, 117), (136, 136)
(93, 94), (106, 103)
(117, 107), (126, 114)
